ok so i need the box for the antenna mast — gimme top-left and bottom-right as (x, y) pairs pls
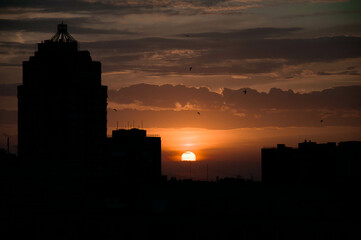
(49, 22), (76, 42)
(7, 136), (10, 154)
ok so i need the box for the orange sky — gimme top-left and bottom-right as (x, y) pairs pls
(119, 126), (361, 180)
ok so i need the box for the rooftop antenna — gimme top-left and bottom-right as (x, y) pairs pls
(49, 21), (76, 43)
(189, 161), (192, 179)
(250, 173), (254, 181)
(116, 120), (118, 130)
(7, 136), (10, 154)
(206, 164), (208, 182)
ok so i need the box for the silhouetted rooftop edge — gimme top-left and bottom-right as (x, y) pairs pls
(45, 22), (76, 43)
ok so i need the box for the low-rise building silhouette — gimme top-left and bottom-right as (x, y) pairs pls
(262, 140), (361, 186)
(106, 128), (161, 184)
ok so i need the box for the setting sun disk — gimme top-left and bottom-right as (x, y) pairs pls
(181, 151), (196, 161)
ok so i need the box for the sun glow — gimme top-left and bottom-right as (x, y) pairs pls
(181, 151), (196, 161)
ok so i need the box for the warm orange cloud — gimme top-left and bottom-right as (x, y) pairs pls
(107, 84), (361, 130)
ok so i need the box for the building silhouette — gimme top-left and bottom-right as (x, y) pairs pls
(16, 22), (164, 192)
(106, 128), (161, 184)
(262, 140), (361, 186)
(18, 22), (107, 163)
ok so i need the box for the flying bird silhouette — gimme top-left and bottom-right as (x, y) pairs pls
(113, 109), (117, 111)
(320, 119), (323, 123)
(197, 112), (200, 115)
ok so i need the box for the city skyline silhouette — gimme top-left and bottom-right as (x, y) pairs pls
(1, 2), (361, 178)
(1, 1), (361, 238)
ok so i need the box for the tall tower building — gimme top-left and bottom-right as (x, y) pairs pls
(18, 23), (107, 163)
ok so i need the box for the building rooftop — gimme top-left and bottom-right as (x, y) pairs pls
(45, 22), (76, 43)
(36, 22), (79, 53)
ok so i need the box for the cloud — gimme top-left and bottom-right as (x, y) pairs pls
(82, 34), (361, 76)
(0, 109), (17, 124)
(178, 27), (303, 39)
(0, 0), (259, 17)
(0, 19), (138, 35)
(110, 84), (361, 110)
(108, 83), (223, 109)
(2, 28), (361, 92)
(222, 85), (361, 110)
(2, 84), (360, 129)
(0, 0), (351, 18)
(107, 84), (361, 129)
(274, 0), (348, 3)
(0, 0), (360, 91)
(0, 83), (19, 96)
(282, 9), (361, 20)
(317, 70), (361, 76)
(0, 63), (22, 67)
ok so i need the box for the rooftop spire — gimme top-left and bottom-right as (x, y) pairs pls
(49, 22), (76, 43)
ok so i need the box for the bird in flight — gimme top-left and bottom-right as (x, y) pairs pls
(189, 67), (192, 71)
(113, 109), (117, 111)
(197, 112), (200, 115)
(320, 119), (323, 123)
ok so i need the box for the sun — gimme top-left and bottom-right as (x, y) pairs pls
(181, 151), (196, 161)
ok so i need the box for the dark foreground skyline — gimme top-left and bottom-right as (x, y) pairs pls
(1, 141), (360, 239)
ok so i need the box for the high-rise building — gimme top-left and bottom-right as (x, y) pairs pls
(18, 22), (107, 163)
